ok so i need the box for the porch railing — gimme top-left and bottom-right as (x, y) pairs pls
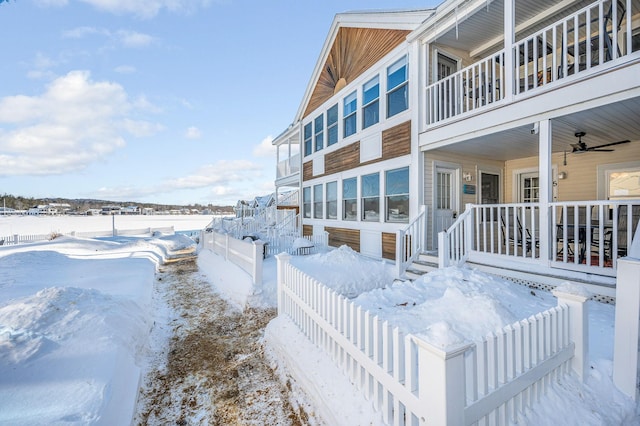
(396, 205), (427, 278)
(438, 200), (639, 277)
(426, 51), (505, 125)
(425, 0), (636, 127)
(276, 153), (301, 180)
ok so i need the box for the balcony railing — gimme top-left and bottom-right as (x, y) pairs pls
(425, 0), (636, 126)
(276, 153), (300, 180)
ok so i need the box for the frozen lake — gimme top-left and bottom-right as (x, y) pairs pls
(0, 214), (218, 235)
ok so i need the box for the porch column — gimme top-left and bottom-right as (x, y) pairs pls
(503, 0), (515, 102)
(538, 119), (552, 262)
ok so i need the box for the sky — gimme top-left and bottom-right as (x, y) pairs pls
(0, 0), (439, 206)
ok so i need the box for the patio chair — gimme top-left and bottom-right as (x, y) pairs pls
(500, 213), (538, 254)
(617, 205), (640, 258)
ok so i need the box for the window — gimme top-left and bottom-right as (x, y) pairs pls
(303, 123), (312, 157)
(387, 56), (408, 117)
(303, 187), (311, 218)
(326, 181), (337, 219)
(362, 76), (379, 129)
(343, 177), (357, 221)
(343, 91), (357, 138)
(313, 184), (323, 219)
(327, 104), (338, 146)
(361, 173), (380, 221)
(314, 114), (324, 152)
(385, 167), (409, 223)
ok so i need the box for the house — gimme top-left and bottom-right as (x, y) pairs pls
(272, 0), (640, 296)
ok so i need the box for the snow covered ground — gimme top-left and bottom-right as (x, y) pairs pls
(0, 216), (638, 425)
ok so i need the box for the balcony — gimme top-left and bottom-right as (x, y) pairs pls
(424, 0), (639, 128)
(276, 153), (301, 182)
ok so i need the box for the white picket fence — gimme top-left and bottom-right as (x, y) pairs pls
(200, 228), (265, 285)
(0, 226), (177, 246)
(276, 253), (588, 425)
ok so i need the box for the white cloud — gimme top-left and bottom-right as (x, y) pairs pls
(116, 30), (155, 48)
(253, 135), (275, 157)
(185, 126), (201, 139)
(62, 26), (108, 39)
(122, 119), (165, 137)
(90, 160), (266, 204)
(114, 65), (137, 74)
(76, 0), (213, 19)
(0, 70), (157, 176)
(163, 161), (262, 191)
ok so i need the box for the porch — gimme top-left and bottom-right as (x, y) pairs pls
(438, 200), (640, 285)
(421, 0), (640, 130)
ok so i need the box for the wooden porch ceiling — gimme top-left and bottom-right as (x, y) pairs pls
(434, 95), (640, 161)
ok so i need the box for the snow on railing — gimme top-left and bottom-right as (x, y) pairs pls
(276, 255), (587, 425)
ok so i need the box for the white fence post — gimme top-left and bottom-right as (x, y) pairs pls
(613, 257), (640, 400)
(552, 288), (589, 381)
(415, 337), (471, 425)
(275, 253), (291, 314)
(438, 231), (448, 268)
(396, 229), (405, 279)
(252, 241), (264, 285)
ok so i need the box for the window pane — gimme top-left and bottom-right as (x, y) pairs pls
(344, 114), (356, 137)
(327, 104), (338, 146)
(385, 167), (409, 195)
(387, 56), (407, 91)
(327, 104), (338, 125)
(362, 173), (379, 197)
(326, 181), (337, 200)
(343, 199), (357, 221)
(344, 91), (357, 116)
(343, 177), (357, 221)
(387, 84), (408, 117)
(386, 195), (409, 223)
(343, 178), (356, 198)
(314, 114), (323, 151)
(609, 170), (640, 200)
(303, 123), (312, 156)
(363, 76), (379, 105)
(363, 100), (379, 129)
(313, 184), (323, 219)
(303, 187), (311, 218)
(362, 197), (379, 221)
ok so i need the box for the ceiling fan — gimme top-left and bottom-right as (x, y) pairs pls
(571, 131), (630, 154)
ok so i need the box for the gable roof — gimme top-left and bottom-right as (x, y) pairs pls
(295, 9), (435, 122)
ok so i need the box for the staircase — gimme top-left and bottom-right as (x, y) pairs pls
(404, 252), (439, 280)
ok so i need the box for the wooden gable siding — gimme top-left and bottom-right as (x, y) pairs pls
(382, 232), (396, 260)
(302, 121), (411, 182)
(303, 28), (410, 119)
(325, 226), (360, 252)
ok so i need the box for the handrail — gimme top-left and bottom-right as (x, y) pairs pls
(438, 204), (473, 268)
(396, 205), (427, 278)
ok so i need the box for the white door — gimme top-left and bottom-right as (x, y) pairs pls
(434, 166), (459, 246)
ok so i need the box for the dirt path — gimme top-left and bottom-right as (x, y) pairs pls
(132, 258), (311, 425)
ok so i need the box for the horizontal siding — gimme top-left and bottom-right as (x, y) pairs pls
(325, 226), (360, 252)
(302, 225), (313, 237)
(382, 232), (396, 260)
(381, 120), (411, 159)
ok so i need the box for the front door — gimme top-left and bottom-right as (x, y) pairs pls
(434, 165), (459, 246)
